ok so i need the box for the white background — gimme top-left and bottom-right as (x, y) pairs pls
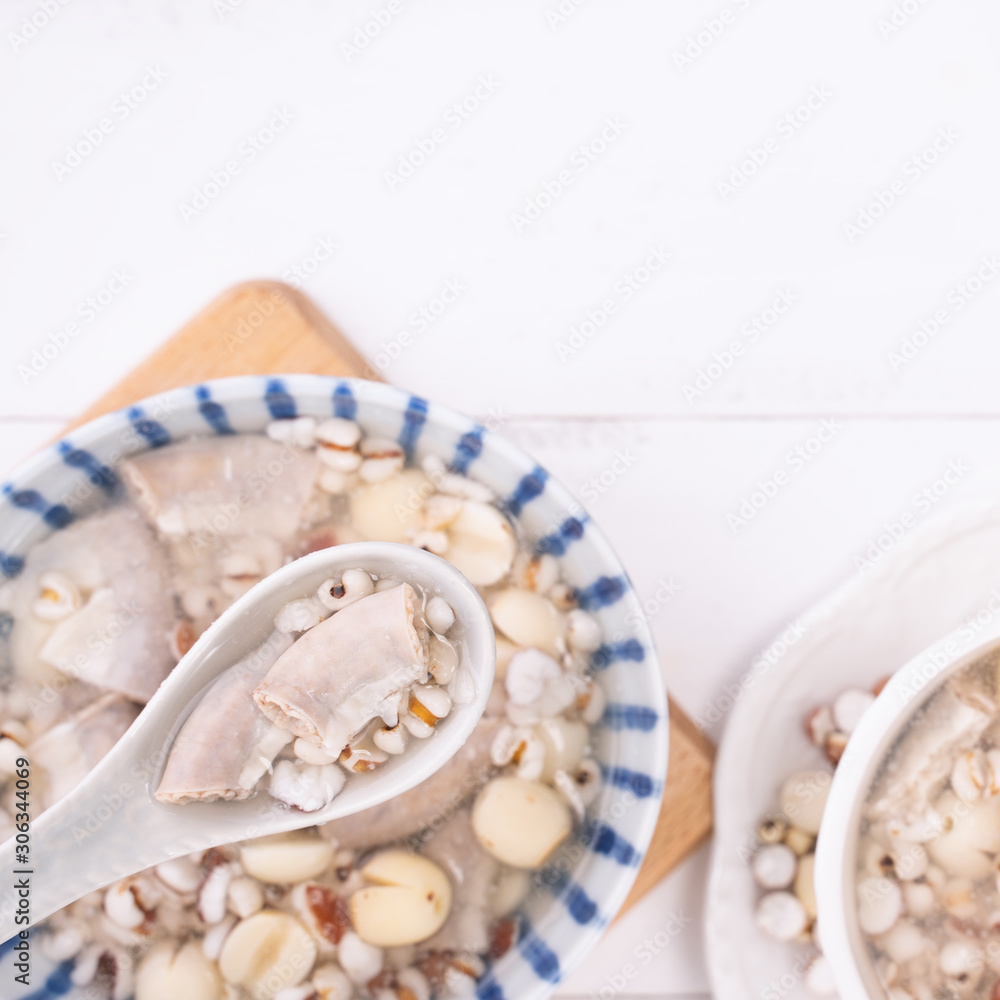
(3, 1), (1000, 997)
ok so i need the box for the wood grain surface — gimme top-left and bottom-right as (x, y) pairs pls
(74, 280), (715, 915)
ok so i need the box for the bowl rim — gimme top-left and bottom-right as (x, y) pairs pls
(815, 614), (1000, 998)
(1, 373), (670, 998)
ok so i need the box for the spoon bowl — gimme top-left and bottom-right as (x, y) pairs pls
(0, 542), (495, 939)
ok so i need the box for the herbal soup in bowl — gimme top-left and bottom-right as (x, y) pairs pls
(817, 620), (1000, 1000)
(0, 376), (667, 1000)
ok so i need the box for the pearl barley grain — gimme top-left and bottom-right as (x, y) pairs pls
(315, 417), (361, 450)
(317, 569), (375, 612)
(337, 931), (384, 984)
(227, 877), (264, 919)
(778, 771), (830, 836)
(311, 963), (353, 998)
(831, 688), (875, 734)
(951, 750), (988, 803)
(881, 920), (925, 965)
(155, 857), (202, 894)
(373, 724), (408, 755)
(857, 877), (902, 936)
(565, 609), (602, 653)
(804, 955), (837, 997)
(940, 939), (983, 979)
(754, 892), (807, 942)
(751, 844), (797, 891)
(424, 596), (455, 635)
(901, 881), (935, 919)
(104, 882), (145, 929)
(198, 865), (231, 925)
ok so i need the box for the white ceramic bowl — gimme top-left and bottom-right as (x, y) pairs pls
(0, 374), (668, 1000)
(816, 617), (1000, 999)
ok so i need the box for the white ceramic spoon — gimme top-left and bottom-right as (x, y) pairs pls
(0, 542), (495, 939)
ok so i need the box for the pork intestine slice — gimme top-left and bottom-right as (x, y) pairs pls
(867, 685), (994, 829)
(253, 584), (429, 757)
(30, 693), (142, 810)
(120, 435), (319, 542)
(156, 632), (294, 805)
(0, 507), (177, 702)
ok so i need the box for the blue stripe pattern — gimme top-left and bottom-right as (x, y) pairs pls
(602, 703), (659, 731)
(195, 386), (234, 434)
(0, 554), (24, 579)
(450, 425), (485, 475)
(517, 926), (561, 982)
(23, 959), (73, 999)
(398, 396), (428, 462)
(264, 378), (296, 419)
(590, 638), (645, 671)
(563, 882), (601, 925)
(0, 934), (18, 958)
(575, 575), (627, 610)
(535, 515), (587, 556)
(581, 820), (640, 866)
(603, 766), (658, 798)
(476, 974), (506, 1000)
(127, 406), (170, 447)
(534, 866), (602, 925)
(332, 383), (357, 419)
(57, 443), (116, 492)
(505, 467), (548, 516)
(7, 490), (73, 529)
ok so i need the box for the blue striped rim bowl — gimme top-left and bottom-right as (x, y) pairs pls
(0, 374), (668, 1000)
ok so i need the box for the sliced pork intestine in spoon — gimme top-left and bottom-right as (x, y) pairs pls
(253, 583), (429, 757)
(155, 632), (295, 805)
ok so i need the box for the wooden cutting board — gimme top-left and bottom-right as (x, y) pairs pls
(72, 280), (715, 915)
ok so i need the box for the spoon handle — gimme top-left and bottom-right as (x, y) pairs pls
(0, 747), (168, 942)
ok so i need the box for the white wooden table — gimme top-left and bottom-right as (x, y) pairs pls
(3, 1), (999, 996)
